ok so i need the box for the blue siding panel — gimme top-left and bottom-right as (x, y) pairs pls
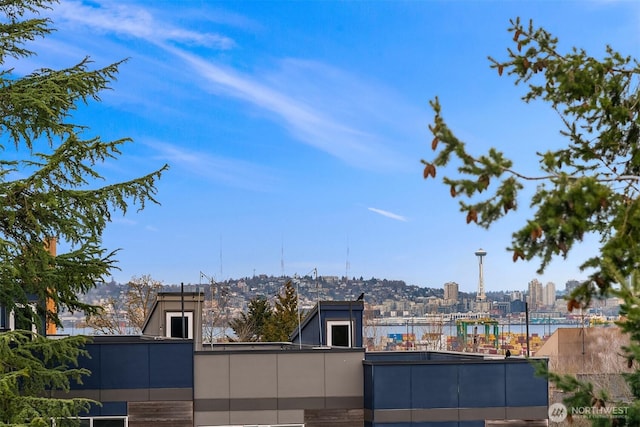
(299, 311), (321, 346)
(100, 343), (150, 389)
(368, 352), (426, 362)
(72, 340), (196, 392)
(365, 351), (483, 363)
(427, 353), (482, 361)
(364, 363), (374, 410)
(458, 363), (506, 407)
(149, 342), (193, 388)
(411, 364), (458, 408)
(76, 344), (102, 389)
(505, 361), (548, 406)
(410, 423), (459, 427)
(85, 401), (127, 417)
(374, 365), (412, 409)
(365, 358), (547, 425)
(97, 401), (128, 416)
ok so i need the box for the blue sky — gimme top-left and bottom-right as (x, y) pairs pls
(14, 1), (640, 293)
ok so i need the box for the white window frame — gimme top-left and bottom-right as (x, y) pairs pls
(9, 303), (38, 333)
(53, 416), (128, 427)
(165, 311), (193, 339)
(326, 320), (352, 347)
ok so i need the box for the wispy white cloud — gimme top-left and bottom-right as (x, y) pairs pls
(54, 1), (235, 49)
(112, 217), (137, 226)
(368, 207), (408, 222)
(50, 1), (422, 171)
(166, 47), (414, 170)
(147, 140), (278, 191)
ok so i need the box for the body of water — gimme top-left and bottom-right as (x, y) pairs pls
(369, 322), (600, 339)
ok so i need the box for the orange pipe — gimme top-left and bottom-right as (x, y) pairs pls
(45, 237), (57, 335)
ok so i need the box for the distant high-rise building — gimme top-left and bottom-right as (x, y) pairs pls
(565, 280), (580, 294)
(543, 282), (556, 307)
(444, 282), (459, 303)
(511, 290), (523, 301)
(527, 279), (543, 309)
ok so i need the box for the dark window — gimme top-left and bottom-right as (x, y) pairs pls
(0, 306), (7, 331)
(93, 419), (125, 427)
(331, 324), (349, 347)
(170, 316), (189, 338)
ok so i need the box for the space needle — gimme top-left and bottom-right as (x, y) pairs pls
(475, 248), (487, 303)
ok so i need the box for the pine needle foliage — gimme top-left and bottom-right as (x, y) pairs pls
(0, 0), (166, 424)
(228, 296), (272, 342)
(423, 17), (640, 309)
(0, 330), (94, 426)
(423, 17), (640, 425)
(0, 0), (168, 329)
(229, 281), (300, 343)
(263, 280), (300, 342)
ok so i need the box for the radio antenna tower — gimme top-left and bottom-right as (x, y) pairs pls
(281, 237), (285, 277)
(345, 236), (351, 284)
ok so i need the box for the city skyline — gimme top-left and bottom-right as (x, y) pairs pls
(12, 1), (640, 293)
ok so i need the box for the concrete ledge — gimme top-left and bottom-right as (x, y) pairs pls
(412, 408), (459, 422)
(194, 396), (363, 412)
(368, 406), (548, 423)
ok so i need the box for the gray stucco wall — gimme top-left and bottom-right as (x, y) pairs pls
(193, 348), (365, 426)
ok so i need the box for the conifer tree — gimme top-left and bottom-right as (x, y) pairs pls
(423, 17), (640, 424)
(1, 0), (167, 329)
(263, 280), (300, 342)
(229, 296), (272, 342)
(0, 331), (93, 426)
(0, 0), (166, 423)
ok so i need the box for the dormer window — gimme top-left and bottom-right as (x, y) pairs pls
(326, 320), (352, 347)
(165, 311), (193, 339)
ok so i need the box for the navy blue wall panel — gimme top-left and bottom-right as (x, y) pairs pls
(458, 363), (506, 407)
(86, 401), (127, 417)
(98, 401), (128, 416)
(365, 352), (483, 362)
(76, 343), (102, 389)
(364, 363), (374, 410)
(427, 353), (482, 361)
(411, 364), (458, 408)
(373, 365), (412, 409)
(366, 352), (429, 362)
(149, 342), (193, 388)
(366, 359), (547, 425)
(72, 340), (194, 391)
(405, 423), (460, 427)
(505, 361), (548, 406)
(297, 311), (321, 346)
(100, 343), (150, 389)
